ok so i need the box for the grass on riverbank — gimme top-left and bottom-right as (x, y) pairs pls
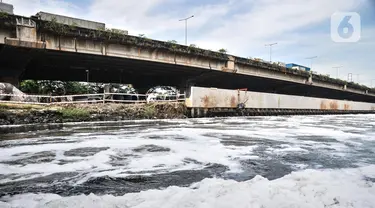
(57, 108), (90, 119)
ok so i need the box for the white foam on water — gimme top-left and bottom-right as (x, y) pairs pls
(269, 145), (309, 153)
(0, 127), (260, 184)
(1, 114), (375, 188)
(1, 165), (375, 208)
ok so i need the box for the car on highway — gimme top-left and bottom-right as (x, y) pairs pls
(146, 86), (184, 103)
(108, 84), (140, 101)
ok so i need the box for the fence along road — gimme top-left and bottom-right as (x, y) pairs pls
(0, 93), (186, 105)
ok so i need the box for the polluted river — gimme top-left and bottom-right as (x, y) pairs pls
(0, 115), (375, 207)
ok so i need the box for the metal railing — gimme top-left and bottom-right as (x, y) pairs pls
(0, 92), (186, 105)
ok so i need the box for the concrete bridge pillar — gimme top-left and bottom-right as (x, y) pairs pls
(222, 56), (236, 73)
(305, 74), (313, 85)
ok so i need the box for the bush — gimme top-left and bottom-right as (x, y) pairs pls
(143, 104), (156, 118)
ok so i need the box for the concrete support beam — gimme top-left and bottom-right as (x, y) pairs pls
(0, 21), (374, 101)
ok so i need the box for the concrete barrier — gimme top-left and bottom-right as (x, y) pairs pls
(186, 87), (375, 116)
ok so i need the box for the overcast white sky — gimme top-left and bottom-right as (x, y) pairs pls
(6, 0), (375, 86)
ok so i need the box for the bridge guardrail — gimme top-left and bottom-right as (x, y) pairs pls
(0, 93), (186, 105)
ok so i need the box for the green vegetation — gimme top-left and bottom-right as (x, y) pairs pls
(218, 48), (227, 54)
(58, 108), (90, 119)
(0, 12), (16, 28)
(143, 104), (157, 118)
(167, 40), (178, 50)
(0, 12), (9, 19)
(67, 21), (78, 31)
(44, 17), (69, 35)
(20, 80), (93, 95)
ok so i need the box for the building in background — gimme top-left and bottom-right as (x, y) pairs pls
(0, 1), (14, 14)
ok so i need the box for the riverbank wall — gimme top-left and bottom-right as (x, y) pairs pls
(2, 86), (375, 134)
(186, 87), (375, 117)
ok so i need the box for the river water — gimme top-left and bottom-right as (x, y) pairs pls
(0, 115), (375, 207)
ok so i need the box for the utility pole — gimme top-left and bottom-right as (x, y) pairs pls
(179, 15), (194, 46)
(305, 56), (317, 70)
(333, 66), (343, 79)
(85, 69), (90, 93)
(265, 43), (277, 63)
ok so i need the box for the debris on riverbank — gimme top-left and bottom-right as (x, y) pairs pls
(0, 102), (187, 127)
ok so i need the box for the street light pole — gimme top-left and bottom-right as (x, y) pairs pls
(265, 43), (277, 63)
(305, 56), (318, 70)
(179, 15), (194, 46)
(85, 69), (89, 83)
(332, 66), (343, 79)
(85, 69), (90, 93)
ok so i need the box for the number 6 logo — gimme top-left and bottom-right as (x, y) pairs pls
(331, 12), (361, 43)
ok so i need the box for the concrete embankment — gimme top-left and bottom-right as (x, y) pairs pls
(0, 103), (187, 134)
(1, 101), (375, 134)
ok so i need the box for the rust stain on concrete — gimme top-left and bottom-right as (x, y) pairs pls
(201, 95), (209, 108)
(344, 104), (351, 110)
(329, 101), (338, 110)
(320, 101), (327, 110)
(200, 95), (218, 108)
(201, 95), (215, 108)
(230, 96), (237, 108)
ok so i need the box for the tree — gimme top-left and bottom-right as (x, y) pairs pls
(19, 80), (40, 94)
(138, 34), (146, 38)
(218, 48), (227, 54)
(167, 40), (178, 44)
(189, 44), (198, 48)
(37, 80), (65, 95)
(19, 80), (92, 95)
(64, 82), (89, 95)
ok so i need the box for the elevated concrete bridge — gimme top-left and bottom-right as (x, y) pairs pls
(0, 12), (375, 102)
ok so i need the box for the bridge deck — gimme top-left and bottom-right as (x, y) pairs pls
(0, 44), (374, 103)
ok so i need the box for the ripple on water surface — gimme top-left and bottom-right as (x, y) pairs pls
(0, 115), (375, 207)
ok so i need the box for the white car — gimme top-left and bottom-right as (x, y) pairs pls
(146, 86), (181, 103)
